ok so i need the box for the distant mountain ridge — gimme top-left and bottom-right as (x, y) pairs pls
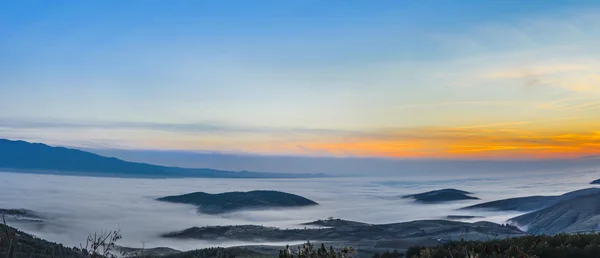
(0, 139), (325, 178)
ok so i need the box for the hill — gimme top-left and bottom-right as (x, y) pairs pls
(0, 209), (40, 218)
(0, 224), (84, 257)
(156, 190), (318, 214)
(445, 215), (483, 220)
(509, 191), (600, 235)
(0, 208), (45, 224)
(162, 247), (267, 258)
(0, 139), (325, 178)
(402, 189), (479, 203)
(163, 219), (524, 248)
(300, 218), (371, 227)
(461, 188), (600, 212)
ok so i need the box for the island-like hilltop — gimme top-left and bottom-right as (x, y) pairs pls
(156, 190), (318, 214)
(301, 217), (371, 227)
(402, 189), (479, 203)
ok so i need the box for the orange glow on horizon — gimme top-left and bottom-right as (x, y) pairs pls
(39, 118), (600, 160)
(262, 126), (600, 160)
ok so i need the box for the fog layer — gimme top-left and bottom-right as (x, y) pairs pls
(87, 148), (600, 176)
(1, 168), (599, 251)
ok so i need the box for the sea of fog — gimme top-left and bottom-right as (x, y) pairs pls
(1, 168), (599, 251)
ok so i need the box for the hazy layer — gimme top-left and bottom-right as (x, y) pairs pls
(1, 168), (598, 251)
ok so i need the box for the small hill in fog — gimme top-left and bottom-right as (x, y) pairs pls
(402, 189), (479, 203)
(301, 218), (371, 227)
(157, 190), (318, 214)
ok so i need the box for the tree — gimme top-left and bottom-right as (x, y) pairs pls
(279, 241), (355, 258)
(78, 229), (122, 258)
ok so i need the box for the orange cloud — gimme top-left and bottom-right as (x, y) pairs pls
(280, 126), (600, 160)
(7, 118), (598, 160)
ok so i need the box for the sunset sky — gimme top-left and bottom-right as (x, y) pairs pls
(1, 1), (600, 159)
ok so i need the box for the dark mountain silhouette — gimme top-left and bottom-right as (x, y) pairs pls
(157, 190), (318, 214)
(402, 189), (479, 203)
(0, 139), (325, 178)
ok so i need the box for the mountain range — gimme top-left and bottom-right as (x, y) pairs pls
(0, 139), (325, 178)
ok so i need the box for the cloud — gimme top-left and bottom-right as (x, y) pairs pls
(451, 116), (582, 130)
(537, 95), (600, 114)
(296, 144), (333, 156)
(484, 64), (594, 80)
(2, 9), (600, 160)
(429, 8), (600, 95)
(2, 117), (600, 159)
(393, 101), (515, 110)
(0, 118), (365, 137)
(291, 123), (600, 159)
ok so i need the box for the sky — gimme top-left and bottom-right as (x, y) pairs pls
(1, 0), (600, 159)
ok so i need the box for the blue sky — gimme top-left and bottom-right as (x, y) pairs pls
(1, 1), (600, 158)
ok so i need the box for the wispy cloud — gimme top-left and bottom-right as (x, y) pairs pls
(1, 117), (599, 159)
(296, 125), (600, 159)
(431, 8), (600, 95)
(452, 117), (582, 130)
(394, 101), (515, 110)
(0, 118), (364, 137)
(484, 64), (594, 80)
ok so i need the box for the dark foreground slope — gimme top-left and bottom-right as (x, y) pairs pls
(156, 191), (318, 214)
(461, 188), (600, 212)
(6, 223), (600, 258)
(406, 233), (600, 258)
(0, 139), (324, 178)
(0, 223), (267, 258)
(0, 224), (84, 258)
